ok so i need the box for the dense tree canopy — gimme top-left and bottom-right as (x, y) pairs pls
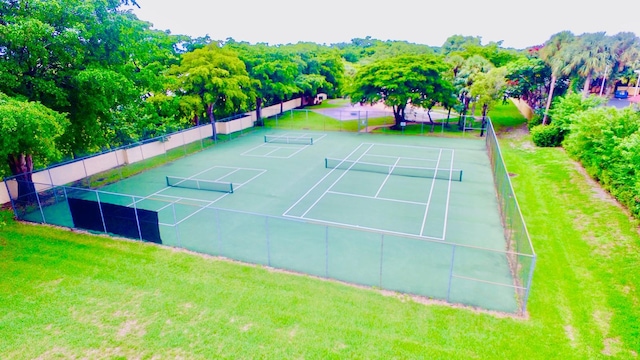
(168, 44), (254, 138)
(349, 54), (455, 128)
(1, 0), (639, 183)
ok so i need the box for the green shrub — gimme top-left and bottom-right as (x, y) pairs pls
(531, 124), (563, 147)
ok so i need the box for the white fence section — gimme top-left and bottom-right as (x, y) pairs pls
(2, 97), (305, 205)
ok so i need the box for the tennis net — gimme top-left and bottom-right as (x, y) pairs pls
(166, 176), (234, 193)
(325, 158), (463, 181)
(264, 135), (313, 145)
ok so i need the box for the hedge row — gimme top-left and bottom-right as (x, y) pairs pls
(563, 106), (640, 216)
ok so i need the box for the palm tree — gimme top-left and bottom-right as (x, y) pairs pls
(539, 31), (576, 125)
(564, 32), (612, 96)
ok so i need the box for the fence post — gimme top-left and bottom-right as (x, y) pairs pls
(521, 255), (537, 314)
(446, 245), (457, 302)
(4, 180), (19, 219)
(379, 234), (384, 288)
(325, 226), (329, 278)
(95, 191), (108, 233)
(172, 202), (181, 247)
(131, 195), (143, 241)
(266, 217), (271, 267)
(82, 160), (90, 188)
(33, 182), (46, 224)
(216, 208), (222, 256)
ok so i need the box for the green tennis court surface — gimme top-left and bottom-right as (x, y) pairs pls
(21, 129), (525, 313)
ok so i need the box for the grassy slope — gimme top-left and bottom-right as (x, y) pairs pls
(1, 102), (640, 358)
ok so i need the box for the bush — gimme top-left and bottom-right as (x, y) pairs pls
(531, 124), (563, 147)
(527, 114), (543, 130)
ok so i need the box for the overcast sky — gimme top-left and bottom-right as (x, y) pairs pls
(128, 0), (640, 49)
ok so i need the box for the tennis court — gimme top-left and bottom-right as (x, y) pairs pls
(9, 128), (533, 313)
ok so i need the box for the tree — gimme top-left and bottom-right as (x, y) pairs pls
(441, 35), (482, 54)
(470, 67), (508, 135)
(564, 32), (612, 96)
(0, 93), (68, 199)
(539, 31), (576, 124)
(169, 44), (254, 139)
(349, 54), (454, 129)
(454, 55), (493, 128)
(504, 57), (552, 111)
(231, 43), (300, 125)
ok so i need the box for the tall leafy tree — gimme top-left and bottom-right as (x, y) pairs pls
(230, 43), (300, 124)
(169, 44), (254, 139)
(539, 31), (576, 124)
(0, 93), (68, 198)
(470, 67), (508, 135)
(564, 32), (612, 96)
(349, 54), (454, 129)
(504, 57), (551, 111)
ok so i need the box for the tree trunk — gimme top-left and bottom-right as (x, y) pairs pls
(7, 153), (36, 203)
(207, 103), (217, 140)
(256, 98), (263, 126)
(391, 105), (406, 130)
(446, 108), (451, 126)
(458, 96), (470, 130)
(542, 74), (557, 125)
(480, 103), (488, 137)
(426, 108), (435, 133)
(582, 73), (592, 96)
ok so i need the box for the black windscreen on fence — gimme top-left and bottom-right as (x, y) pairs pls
(68, 198), (162, 244)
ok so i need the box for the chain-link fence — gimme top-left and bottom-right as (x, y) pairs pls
(486, 120), (536, 311)
(3, 108), (535, 314)
(8, 179), (530, 314)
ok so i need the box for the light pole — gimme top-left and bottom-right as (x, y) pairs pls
(635, 70), (640, 96)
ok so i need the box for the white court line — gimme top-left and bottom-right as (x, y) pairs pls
(419, 149), (442, 237)
(300, 144), (374, 218)
(128, 163), (227, 207)
(370, 143), (455, 151)
(282, 213), (444, 241)
(365, 153), (439, 163)
(327, 190), (427, 206)
(441, 150), (455, 240)
(375, 157), (400, 198)
(283, 143), (370, 216)
(229, 169), (266, 190)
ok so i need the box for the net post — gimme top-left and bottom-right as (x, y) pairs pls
(229, 183), (234, 194)
(263, 135), (267, 143)
(165, 176), (170, 187)
(459, 170), (463, 182)
(310, 138), (313, 145)
(324, 158), (328, 169)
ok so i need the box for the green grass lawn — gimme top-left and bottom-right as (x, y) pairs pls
(2, 102), (640, 358)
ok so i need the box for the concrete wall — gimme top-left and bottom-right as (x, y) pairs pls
(1, 97), (306, 205)
(511, 98), (534, 121)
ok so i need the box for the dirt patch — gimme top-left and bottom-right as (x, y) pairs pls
(570, 160), (624, 210)
(564, 325), (577, 346)
(602, 337), (622, 357)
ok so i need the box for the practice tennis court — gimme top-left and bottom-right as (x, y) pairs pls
(9, 128), (533, 313)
